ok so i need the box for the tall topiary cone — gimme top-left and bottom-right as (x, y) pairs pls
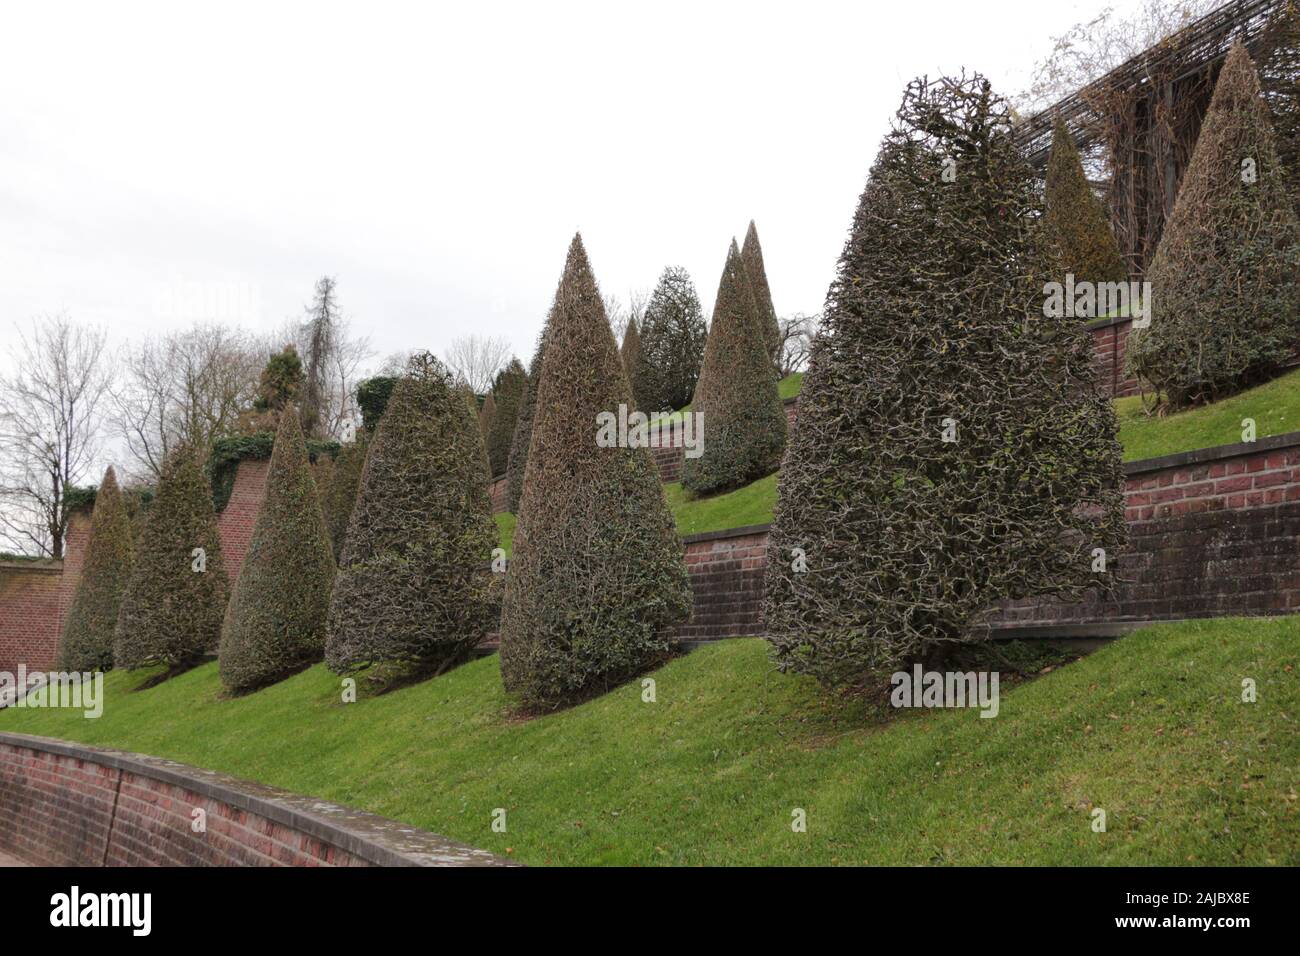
(499, 234), (690, 709)
(323, 431), (369, 562)
(680, 239), (787, 495)
(619, 315), (648, 411)
(486, 358), (526, 477)
(1043, 119), (1127, 285)
(478, 391), (496, 448)
(740, 220), (782, 364)
(326, 352), (498, 673)
(58, 466), (134, 672)
(505, 332), (546, 513)
(1126, 42), (1300, 408)
(764, 74), (1126, 687)
(114, 446), (229, 672)
(219, 408), (336, 693)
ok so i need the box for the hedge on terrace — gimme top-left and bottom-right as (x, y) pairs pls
(58, 466), (134, 673)
(498, 234), (690, 709)
(680, 239), (786, 495)
(219, 409), (336, 693)
(638, 265), (707, 411)
(1043, 119), (1127, 287)
(764, 73), (1127, 687)
(486, 358), (526, 476)
(114, 445), (230, 672)
(1126, 42), (1300, 408)
(325, 352), (498, 674)
(740, 220), (782, 364)
(505, 332), (546, 513)
(323, 431), (369, 562)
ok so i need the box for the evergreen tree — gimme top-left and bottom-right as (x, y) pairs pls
(1043, 119), (1128, 285)
(680, 240), (787, 495)
(505, 332), (546, 513)
(740, 220), (782, 364)
(253, 345), (304, 412)
(114, 446), (229, 672)
(499, 235), (690, 709)
(619, 316), (648, 411)
(326, 352), (498, 673)
(638, 266), (708, 411)
(764, 74), (1126, 686)
(219, 409), (335, 693)
(1126, 42), (1300, 407)
(486, 358), (526, 477)
(323, 431), (369, 562)
(58, 466), (134, 673)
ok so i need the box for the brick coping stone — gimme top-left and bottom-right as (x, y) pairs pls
(0, 731), (518, 867)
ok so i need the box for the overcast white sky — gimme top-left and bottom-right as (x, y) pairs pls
(0, 0), (1148, 369)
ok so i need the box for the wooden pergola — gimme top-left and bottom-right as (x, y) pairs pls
(1015, 0), (1297, 275)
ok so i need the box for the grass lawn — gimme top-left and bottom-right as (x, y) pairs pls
(3, 617), (1294, 865)
(1114, 367), (1300, 462)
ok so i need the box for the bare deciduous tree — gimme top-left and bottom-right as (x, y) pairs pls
(110, 322), (261, 481)
(777, 313), (819, 377)
(443, 334), (512, 394)
(603, 288), (649, 342)
(0, 316), (111, 557)
(301, 276), (339, 438)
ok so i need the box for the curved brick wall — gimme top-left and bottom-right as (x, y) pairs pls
(0, 732), (513, 867)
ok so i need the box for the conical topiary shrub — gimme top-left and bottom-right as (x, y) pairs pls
(639, 265), (707, 411)
(741, 220), (782, 364)
(619, 316), (649, 411)
(679, 239), (787, 495)
(1043, 119), (1128, 286)
(58, 466), (134, 673)
(323, 431), (369, 562)
(114, 446), (229, 672)
(486, 358), (526, 477)
(499, 234), (691, 709)
(1126, 42), (1300, 408)
(505, 332), (546, 513)
(219, 409), (336, 693)
(478, 391), (496, 449)
(325, 352), (498, 674)
(764, 74), (1126, 687)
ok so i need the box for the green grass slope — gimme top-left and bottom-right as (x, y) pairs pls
(4, 618), (1294, 865)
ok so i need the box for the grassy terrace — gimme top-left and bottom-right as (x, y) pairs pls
(494, 367), (1300, 551)
(3, 617), (1294, 865)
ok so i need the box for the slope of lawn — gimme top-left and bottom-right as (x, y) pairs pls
(2, 617), (1293, 865)
(1114, 367), (1300, 462)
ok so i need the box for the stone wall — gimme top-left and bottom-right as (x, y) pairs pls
(0, 732), (514, 867)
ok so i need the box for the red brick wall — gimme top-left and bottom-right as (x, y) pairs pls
(1087, 317), (1141, 398)
(0, 733), (513, 866)
(0, 563), (63, 674)
(668, 434), (1300, 640)
(217, 458), (270, 583)
(489, 475), (509, 515)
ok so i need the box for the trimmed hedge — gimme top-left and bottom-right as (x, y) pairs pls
(763, 74), (1126, 686)
(218, 409), (336, 693)
(58, 467), (134, 673)
(1043, 119), (1127, 286)
(740, 220), (782, 364)
(323, 432), (369, 562)
(619, 316), (649, 412)
(114, 446), (230, 672)
(1126, 42), (1300, 408)
(639, 266), (707, 411)
(325, 352), (498, 673)
(486, 358), (526, 477)
(680, 239), (787, 495)
(505, 333), (546, 513)
(498, 234), (690, 710)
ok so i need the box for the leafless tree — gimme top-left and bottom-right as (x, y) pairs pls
(604, 288), (649, 342)
(777, 313), (819, 377)
(110, 322), (261, 481)
(443, 334), (512, 394)
(300, 276), (339, 438)
(1015, 0), (1222, 117)
(0, 316), (111, 557)
(261, 304), (372, 441)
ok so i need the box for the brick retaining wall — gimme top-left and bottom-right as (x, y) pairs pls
(0, 562), (63, 676)
(0, 732), (514, 867)
(1087, 316), (1141, 398)
(217, 458), (270, 583)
